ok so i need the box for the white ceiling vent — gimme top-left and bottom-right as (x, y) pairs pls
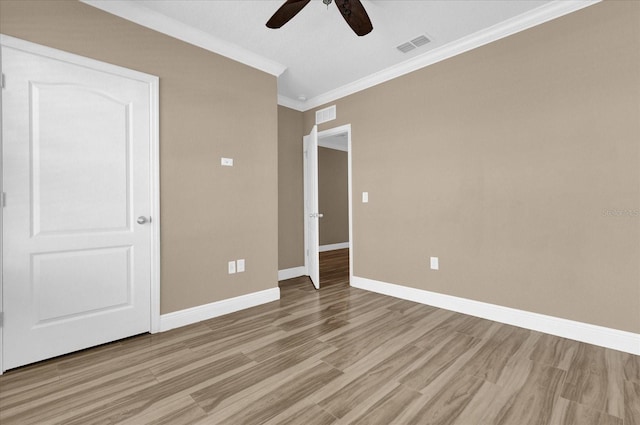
(396, 34), (431, 53)
(396, 42), (415, 53)
(316, 105), (336, 125)
(411, 35), (430, 47)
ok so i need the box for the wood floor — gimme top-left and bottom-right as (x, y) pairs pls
(1, 249), (639, 424)
(320, 248), (349, 288)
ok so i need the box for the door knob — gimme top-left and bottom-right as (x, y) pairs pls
(137, 216), (150, 225)
(317, 213), (324, 218)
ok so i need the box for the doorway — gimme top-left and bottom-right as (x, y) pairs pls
(303, 124), (352, 289)
(318, 133), (349, 287)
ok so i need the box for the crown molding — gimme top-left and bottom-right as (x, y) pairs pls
(277, 95), (306, 112)
(81, 0), (599, 111)
(81, 0), (287, 77)
(298, 0), (600, 111)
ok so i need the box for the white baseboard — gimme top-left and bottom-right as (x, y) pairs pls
(351, 276), (640, 355)
(319, 242), (349, 252)
(278, 266), (307, 281)
(158, 287), (280, 332)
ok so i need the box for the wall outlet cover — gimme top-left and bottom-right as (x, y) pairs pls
(221, 157), (234, 167)
(228, 260), (236, 274)
(237, 259), (245, 273)
(362, 192), (369, 203)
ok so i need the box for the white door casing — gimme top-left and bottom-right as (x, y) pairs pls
(317, 125), (353, 285)
(1, 35), (160, 372)
(303, 125), (320, 289)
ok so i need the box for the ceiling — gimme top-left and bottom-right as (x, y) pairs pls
(84, 0), (597, 111)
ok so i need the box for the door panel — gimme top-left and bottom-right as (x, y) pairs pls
(304, 125), (320, 289)
(2, 44), (152, 370)
(33, 247), (132, 324)
(32, 83), (131, 235)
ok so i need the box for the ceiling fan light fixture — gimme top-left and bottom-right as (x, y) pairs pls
(339, 0), (352, 18)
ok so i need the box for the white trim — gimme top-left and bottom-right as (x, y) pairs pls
(298, 0), (600, 111)
(159, 288), (280, 332)
(319, 242), (349, 252)
(0, 37), (4, 375)
(302, 128), (311, 286)
(79, 0), (596, 112)
(277, 95), (305, 112)
(351, 276), (640, 355)
(81, 0), (286, 77)
(318, 126), (352, 139)
(0, 35), (160, 83)
(317, 125), (353, 285)
(303, 148), (308, 279)
(318, 138), (348, 152)
(347, 130), (353, 285)
(303, 125), (353, 288)
(0, 35), (162, 371)
(149, 75), (161, 334)
(278, 266), (306, 281)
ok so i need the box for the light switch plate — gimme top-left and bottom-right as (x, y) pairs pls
(221, 157), (233, 167)
(237, 259), (245, 273)
(430, 257), (439, 270)
(228, 260), (236, 274)
(362, 192), (369, 203)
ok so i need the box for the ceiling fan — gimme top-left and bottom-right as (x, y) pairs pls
(266, 0), (373, 36)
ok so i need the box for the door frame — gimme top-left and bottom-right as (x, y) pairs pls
(303, 124), (353, 286)
(0, 35), (162, 373)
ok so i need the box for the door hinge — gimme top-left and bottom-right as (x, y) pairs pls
(0, 312), (3, 327)
(1, 73), (5, 89)
(1, 192), (5, 207)
(306, 249), (309, 257)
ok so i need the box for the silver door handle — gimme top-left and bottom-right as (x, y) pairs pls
(137, 216), (150, 225)
(309, 213), (324, 218)
(317, 213), (324, 218)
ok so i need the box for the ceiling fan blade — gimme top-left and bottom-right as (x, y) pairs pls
(335, 0), (373, 36)
(266, 0), (312, 29)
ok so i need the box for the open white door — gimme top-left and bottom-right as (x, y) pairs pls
(303, 125), (321, 289)
(1, 38), (156, 370)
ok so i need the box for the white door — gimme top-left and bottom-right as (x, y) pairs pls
(2, 42), (153, 370)
(303, 125), (321, 289)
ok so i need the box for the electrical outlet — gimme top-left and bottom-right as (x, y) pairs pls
(362, 192), (369, 203)
(430, 257), (439, 270)
(228, 260), (236, 274)
(237, 259), (245, 273)
(221, 157), (233, 167)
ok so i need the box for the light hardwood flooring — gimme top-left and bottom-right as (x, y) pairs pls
(1, 250), (638, 424)
(320, 248), (349, 288)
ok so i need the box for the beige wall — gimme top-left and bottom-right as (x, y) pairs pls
(304, 1), (640, 333)
(0, 0), (279, 314)
(278, 106), (304, 270)
(319, 147), (349, 246)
